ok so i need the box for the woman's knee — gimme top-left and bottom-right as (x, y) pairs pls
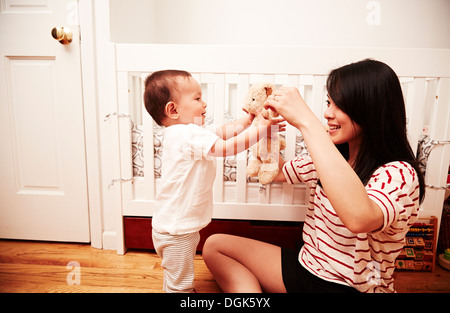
(202, 233), (228, 261)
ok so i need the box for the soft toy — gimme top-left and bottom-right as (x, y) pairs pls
(243, 82), (285, 185)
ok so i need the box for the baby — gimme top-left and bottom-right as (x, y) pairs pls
(143, 70), (284, 292)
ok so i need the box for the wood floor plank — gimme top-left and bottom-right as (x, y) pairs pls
(0, 240), (448, 293)
(0, 240), (221, 293)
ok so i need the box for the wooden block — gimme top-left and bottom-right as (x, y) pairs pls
(415, 250), (424, 260)
(405, 260), (414, 270)
(423, 261), (433, 271)
(406, 237), (415, 246)
(413, 261), (424, 271)
(423, 250), (433, 261)
(405, 247), (415, 258)
(415, 237), (425, 247)
(396, 259), (406, 269)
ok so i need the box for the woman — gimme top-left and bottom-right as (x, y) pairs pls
(202, 59), (425, 293)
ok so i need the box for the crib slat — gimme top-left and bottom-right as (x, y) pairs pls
(311, 75), (326, 123)
(282, 75), (300, 205)
(143, 114), (155, 201)
(213, 74), (225, 203)
(225, 73), (238, 117)
(132, 73), (155, 203)
(427, 78), (449, 142)
(423, 79), (437, 133)
(129, 73), (143, 125)
(200, 73), (214, 123)
(236, 74), (249, 203)
(224, 80), (230, 115)
(141, 72), (156, 202)
(261, 74), (274, 203)
(405, 78), (426, 152)
(117, 72), (134, 206)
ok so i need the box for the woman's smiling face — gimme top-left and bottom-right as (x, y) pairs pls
(324, 96), (362, 149)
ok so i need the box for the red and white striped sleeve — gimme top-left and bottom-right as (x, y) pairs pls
(282, 154), (318, 189)
(366, 161), (420, 235)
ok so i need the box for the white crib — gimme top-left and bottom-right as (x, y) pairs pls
(109, 45), (450, 254)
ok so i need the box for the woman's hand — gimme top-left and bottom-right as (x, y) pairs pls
(256, 114), (286, 139)
(264, 87), (313, 129)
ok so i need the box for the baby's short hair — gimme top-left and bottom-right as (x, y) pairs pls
(143, 70), (192, 126)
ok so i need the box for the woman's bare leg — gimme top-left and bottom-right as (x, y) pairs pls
(202, 234), (286, 293)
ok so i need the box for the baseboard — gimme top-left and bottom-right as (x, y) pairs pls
(102, 230), (118, 250)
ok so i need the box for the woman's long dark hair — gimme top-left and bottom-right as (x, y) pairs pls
(326, 59), (425, 203)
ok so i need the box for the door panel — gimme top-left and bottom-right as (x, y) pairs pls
(0, 0), (90, 242)
(7, 56), (62, 194)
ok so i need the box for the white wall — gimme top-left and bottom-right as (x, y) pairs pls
(110, 0), (450, 48)
(110, 0), (157, 43)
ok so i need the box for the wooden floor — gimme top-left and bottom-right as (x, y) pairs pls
(0, 240), (449, 293)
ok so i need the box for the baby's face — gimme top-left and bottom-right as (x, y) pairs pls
(175, 76), (207, 126)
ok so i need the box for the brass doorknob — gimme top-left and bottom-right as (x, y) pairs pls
(51, 27), (72, 44)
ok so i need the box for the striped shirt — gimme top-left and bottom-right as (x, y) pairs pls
(283, 155), (420, 293)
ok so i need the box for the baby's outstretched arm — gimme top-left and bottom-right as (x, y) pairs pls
(214, 111), (254, 140)
(208, 117), (285, 157)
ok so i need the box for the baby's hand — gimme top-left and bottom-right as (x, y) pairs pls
(242, 108), (255, 126)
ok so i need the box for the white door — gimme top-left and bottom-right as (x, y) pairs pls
(0, 0), (90, 242)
